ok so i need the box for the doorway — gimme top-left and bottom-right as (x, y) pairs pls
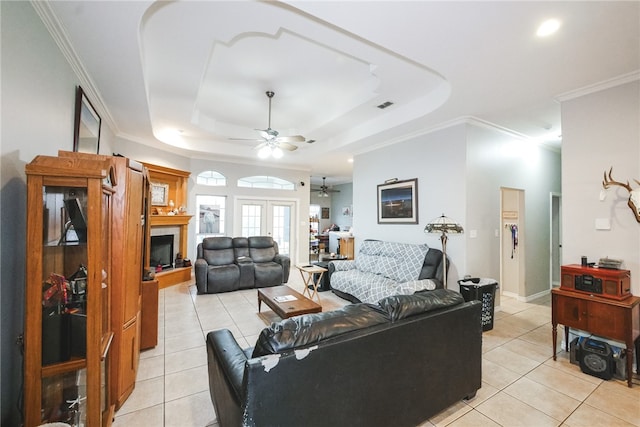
(550, 193), (562, 288)
(500, 187), (525, 299)
(234, 198), (296, 259)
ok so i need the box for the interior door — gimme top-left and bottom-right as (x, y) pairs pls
(500, 187), (525, 298)
(235, 199), (294, 257)
(550, 193), (562, 288)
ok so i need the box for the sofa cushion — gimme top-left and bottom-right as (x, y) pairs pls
(378, 289), (465, 321)
(253, 262), (283, 287)
(394, 279), (438, 295)
(207, 264), (240, 293)
(252, 304), (390, 357)
(248, 236), (278, 263)
(330, 270), (397, 304)
(232, 237), (250, 259)
(201, 237), (236, 266)
(355, 240), (429, 283)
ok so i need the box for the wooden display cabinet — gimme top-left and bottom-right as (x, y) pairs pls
(24, 155), (115, 426)
(60, 151), (148, 409)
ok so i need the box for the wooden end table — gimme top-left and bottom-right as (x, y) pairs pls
(551, 288), (640, 387)
(296, 264), (328, 302)
(257, 285), (322, 319)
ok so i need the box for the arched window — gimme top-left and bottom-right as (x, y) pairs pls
(196, 170), (226, 186)
(237, 176), (295, 190)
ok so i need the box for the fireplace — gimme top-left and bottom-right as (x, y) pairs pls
(150, 234), (174, 270)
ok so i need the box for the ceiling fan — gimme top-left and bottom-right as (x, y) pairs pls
(230, 91), (305, 158)
(312, 177), (341, 197)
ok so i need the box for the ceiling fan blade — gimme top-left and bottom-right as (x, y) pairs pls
(276, 135), (305, 143)
(229, 137), (263, 142)
(253, 142), (268, 151)
(256, 130), (271, 140)
(277, 142), (298, 151)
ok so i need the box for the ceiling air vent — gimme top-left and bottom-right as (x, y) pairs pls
(376, 101), (394, 109)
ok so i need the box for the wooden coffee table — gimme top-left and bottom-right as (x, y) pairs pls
(257, 285), (322, 319)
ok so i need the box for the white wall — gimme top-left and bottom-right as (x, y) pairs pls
(0, 2), (114, 423)
(353, 125), (468, 285)
(330, 182), (354, 231)
(561, 80), (640, 295)
(353, 122), (561, 297)
(466, 124), (561, 298)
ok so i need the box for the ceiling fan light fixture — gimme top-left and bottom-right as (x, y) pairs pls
(272, 146), (283, 159)
(257, 145), (271, 159)
(232, 91), (304, 156)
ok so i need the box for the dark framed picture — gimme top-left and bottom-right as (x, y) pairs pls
(73, 86), (101, 154)
(377, 178), (418, 224)
(321, 207), (330, 219)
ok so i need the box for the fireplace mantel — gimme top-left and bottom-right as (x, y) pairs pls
(141, 162), (192, 289)
(150, 214), (193, 227)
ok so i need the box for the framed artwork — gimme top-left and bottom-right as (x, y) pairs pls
(150, 183), (169, 206)
(73, 86), (101, 154)
(321, 207), (330, 219)
(198, 205), (221, 234)
(377, 178), (418, 224)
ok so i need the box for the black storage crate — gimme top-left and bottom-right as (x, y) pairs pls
(458, 278), (498, 331)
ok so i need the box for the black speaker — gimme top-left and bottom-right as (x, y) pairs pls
(579, 338), (615, 380)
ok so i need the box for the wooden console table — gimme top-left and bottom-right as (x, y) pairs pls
(551, 288), (640, 387)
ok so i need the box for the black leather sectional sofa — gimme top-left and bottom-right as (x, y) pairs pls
(206, 289), (482, 427)
(195, 236), (290, 294)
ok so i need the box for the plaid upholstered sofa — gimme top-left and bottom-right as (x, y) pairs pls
(329, 239), (446, 303)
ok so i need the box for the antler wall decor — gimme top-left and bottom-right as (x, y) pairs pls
(602, 167), (640, 223)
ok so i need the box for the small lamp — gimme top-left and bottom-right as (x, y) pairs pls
(424, 214), (464, 289)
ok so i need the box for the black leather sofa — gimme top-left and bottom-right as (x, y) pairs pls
(195, 236), (290, 294)
(206, 289), (482, 427)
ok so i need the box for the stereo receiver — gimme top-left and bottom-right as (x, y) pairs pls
(574, 274), (602, 294)
(560, 265), (631, 300)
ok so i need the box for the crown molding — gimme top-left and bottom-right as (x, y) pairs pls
(353, 115), (560, 157)
(30, 0), (119, 133)
(556, 70), (640, 102)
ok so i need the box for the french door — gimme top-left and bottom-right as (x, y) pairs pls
(234, 199), (295, 257)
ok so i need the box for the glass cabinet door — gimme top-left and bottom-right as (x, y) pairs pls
(40, 185), (90, 424)
(25, 155), (114, 427)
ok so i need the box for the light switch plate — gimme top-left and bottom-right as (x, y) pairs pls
(595, 218), (611, 230)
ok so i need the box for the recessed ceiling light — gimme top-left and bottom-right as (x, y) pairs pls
(536, 19), (561, 37)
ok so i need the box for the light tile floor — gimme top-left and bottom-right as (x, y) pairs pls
(113, 274), (640, 427)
